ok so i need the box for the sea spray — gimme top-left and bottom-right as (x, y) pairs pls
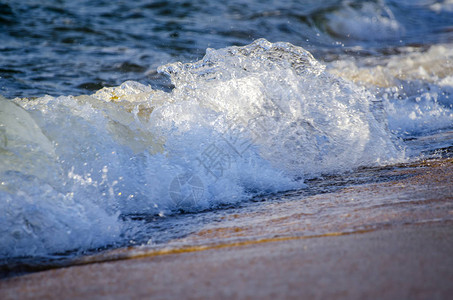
(1, 39), (402, 258)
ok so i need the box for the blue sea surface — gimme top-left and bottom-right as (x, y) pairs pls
(1, 0), (453, 98)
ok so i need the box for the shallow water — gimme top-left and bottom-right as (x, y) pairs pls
(1, 0), (453, 270)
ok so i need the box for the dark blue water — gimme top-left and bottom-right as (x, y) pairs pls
(1, 0), (453, 99)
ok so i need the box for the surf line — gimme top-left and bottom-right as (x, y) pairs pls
(73, 228), (375, 267)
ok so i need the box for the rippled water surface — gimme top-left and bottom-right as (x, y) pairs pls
(2, 0), (453, 98)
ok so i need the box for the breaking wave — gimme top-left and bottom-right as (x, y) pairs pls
(1, 39), (408, 257)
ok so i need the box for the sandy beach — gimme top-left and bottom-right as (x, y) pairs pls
(1, 223), (452, 300)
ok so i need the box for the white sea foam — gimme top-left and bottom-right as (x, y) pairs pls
(430, 0), (453, 12)
(325, 1), (404, 41)
(328, 44), (453, 135)
(0, 96), (122, 257)
(1, 39), (404, 258)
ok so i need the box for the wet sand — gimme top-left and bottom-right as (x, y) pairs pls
(1, 223), (452, 299)
(1, 158), (452, 299)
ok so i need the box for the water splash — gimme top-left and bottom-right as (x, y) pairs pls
(1, 39), (403, 258)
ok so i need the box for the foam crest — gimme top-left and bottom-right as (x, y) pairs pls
(157, 39), (400, 174)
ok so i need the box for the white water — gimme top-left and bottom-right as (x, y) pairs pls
(2, 39), (452, 258)
(328, 43), (453, 135)
(325, 1), (404, 41)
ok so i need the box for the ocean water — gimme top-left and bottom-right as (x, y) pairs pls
(0, 0), (452, 266)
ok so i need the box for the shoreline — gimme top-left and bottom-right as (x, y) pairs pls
(1, 157), (452, 299)
(1, 222), (452, 299)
